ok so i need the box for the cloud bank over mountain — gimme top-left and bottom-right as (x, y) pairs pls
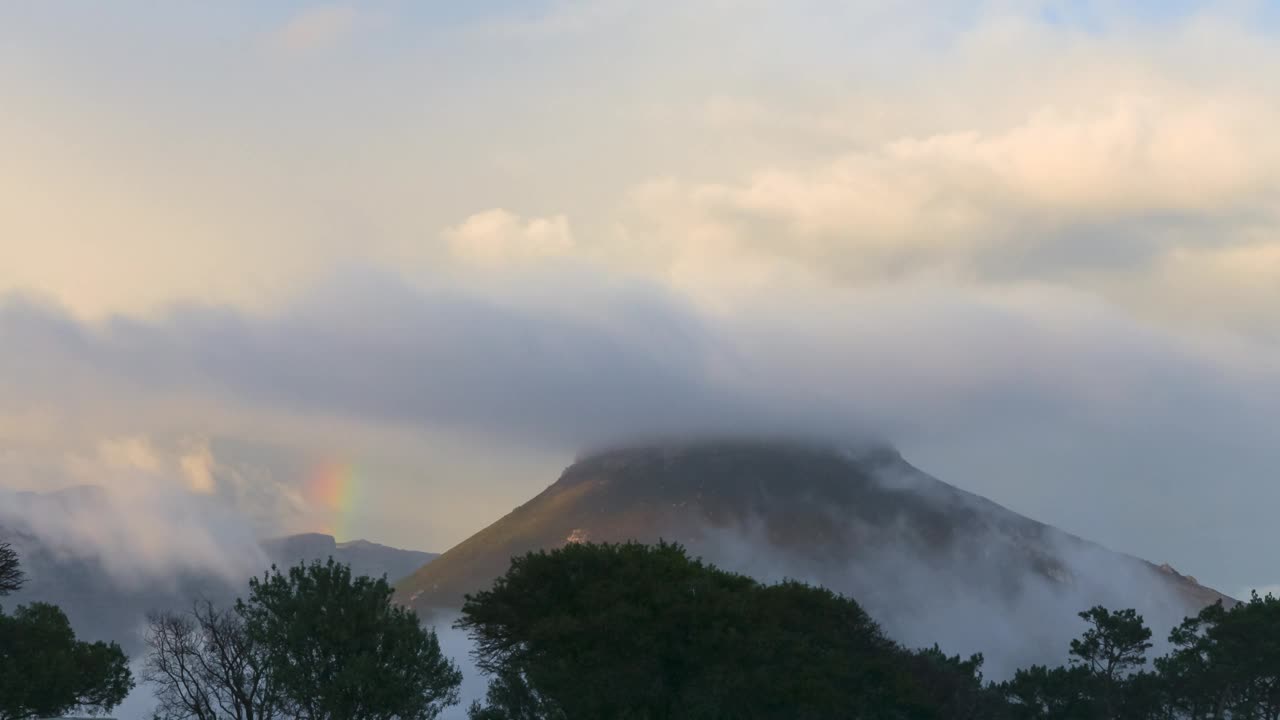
(1, 267), (1277, 593)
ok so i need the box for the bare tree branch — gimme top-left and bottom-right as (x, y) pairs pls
(143, 599), (280, 720)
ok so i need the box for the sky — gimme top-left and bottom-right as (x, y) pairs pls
(1, 0), (1279, 597)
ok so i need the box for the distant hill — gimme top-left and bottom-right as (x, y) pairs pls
(261, 532), (437, 583)
(395, 439), (1232, 676)
(0, 487), (435, 652)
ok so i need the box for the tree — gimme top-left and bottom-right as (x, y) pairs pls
(459, 540), (970, 719)
(1157, 592), (1280, 719)
(902, 646), (1003, 720)
(1115, 671), (1171, 720)
(0, 602), (133, 720)
(1070, 606), (1153, 682)
(144, 600), (281, 720)
(237, 559), (462, 720)
(997, 664), (1095, 720)
(1068, 606), (1152, 716)
(466, 670), (563, 720)
(0, 542), (22, 596)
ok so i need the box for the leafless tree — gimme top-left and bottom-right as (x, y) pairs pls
(143, 599), (280, 720)
(0, 541), (23, 595)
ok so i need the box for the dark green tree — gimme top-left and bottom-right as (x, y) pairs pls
(1156, 592), (1280, 719)
(902, 646), (1003, 720)
(1068, 606), (1152, 716)
(0, 542), (22, 596)
(1114, 671), (1171, 720)
(459, 540), (980, 719)
(997, 664), (1096, 720)
(0, 602), (133, 720)
(237, 558), (462, 720)
(466, 670), (563, 720)
(1156, 601), (1230, 718)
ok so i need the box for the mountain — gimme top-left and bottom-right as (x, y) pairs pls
(394, 439), (1232, 676)
(260, 532), (438, 582)
(0, 487), (435, 652)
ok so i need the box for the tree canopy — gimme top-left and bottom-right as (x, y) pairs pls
(0, 542), (22, 596)
(0, 602), (133, 720)
(236, 558), (462, 720)
(458, 540), (989, 719)
(1156, 591), (1280, 718)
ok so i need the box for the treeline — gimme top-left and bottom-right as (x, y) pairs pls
(3, 538), (1278, 719)
(458, 541), (1280, 720)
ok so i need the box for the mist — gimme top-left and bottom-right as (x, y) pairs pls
(2, 268), (1276, 592)
(688, 500), (1199, 680)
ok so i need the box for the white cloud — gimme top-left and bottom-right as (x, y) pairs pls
(96, 435), (162, 474)
(179, 438), (216, 494)
(4, 1), (1280, 337)
(0, 436), (274, 585)
(620, 95), (1280, 282)
(445, 209), (575, 267)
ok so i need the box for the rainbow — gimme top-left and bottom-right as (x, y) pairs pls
(306, 461), (359, 541)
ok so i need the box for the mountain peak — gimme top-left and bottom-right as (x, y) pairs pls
(395, 438), (1231, 676)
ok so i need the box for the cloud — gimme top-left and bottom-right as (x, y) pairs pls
(97, 436), (162, 474)
(268, 5), (360, 54)
(0, 424), (309, 569)
(445, 209), (575, 267)
(4, 1), (1279, 335)
(0, 439), (271, 586)
(179, 438), (216, 494)
(622, 95), (1280, 300)
(1, 267), (1277, 591)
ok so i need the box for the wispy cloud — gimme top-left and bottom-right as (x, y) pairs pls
(268, 5), (360, 54)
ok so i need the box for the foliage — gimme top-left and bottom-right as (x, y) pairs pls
(997, 664), (1096, 719)
(0, 542), (21, 596)
(0, 602), (133, 720)
(1069, 606), (1154, 681)
(993, 592), (1280, 719)
(1156, 592), (1280, 718)
(237, 558), (462, 720)
(144, 600), (281, 720)
(466, 670), (564, 720)
(1067, 606), (1153, 716)
(901, 646), (1002, 720)
(459, 540), (992, 719)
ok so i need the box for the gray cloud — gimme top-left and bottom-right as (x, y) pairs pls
(1, 268), (1277, 594)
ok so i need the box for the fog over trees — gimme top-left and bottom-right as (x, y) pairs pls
(5, 539), (1279, 719)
